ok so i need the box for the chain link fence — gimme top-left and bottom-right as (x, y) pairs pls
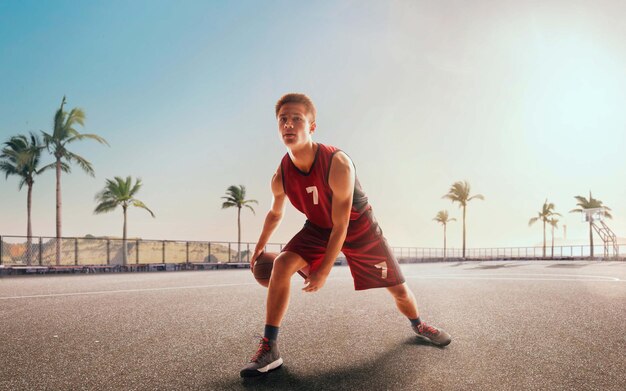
(0, 235), (286, 267)
(2, 235), (625, 268)
(389, 245), (626, 261)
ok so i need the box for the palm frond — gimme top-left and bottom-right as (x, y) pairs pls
(66, 151), (95, 176)
(18, 177), (27, 190)
(94, 175), (152, 218)
(244, 204), (256, 215)
(37, 162), (58, 175)
(94, 200), (119, 214)
(433, 210), (456, 224)
(0, 161), (18, 178)
(129, 177), (143, 196)
(528, 216), (539, 226)
(131, 200), (155, 217)
(1, 132), (46, 186)
(67, 133), (109, 146)
(443, 180), (483, 207)
(548, 218), (559, 228)
(65, 107), (86, 128)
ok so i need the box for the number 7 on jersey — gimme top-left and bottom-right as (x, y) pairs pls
(306, 186), (319, 205)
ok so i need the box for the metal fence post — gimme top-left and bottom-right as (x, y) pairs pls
(162, 241), (166, 264)
(107, 240), (110, 265)
(186, 242), (189, 264)
(208, 242), (211, 262)
(0, 235), (2, 265)
(75, 238), (78, 266)
(136, 240), (139, 264)
(39, 237), (43, 266)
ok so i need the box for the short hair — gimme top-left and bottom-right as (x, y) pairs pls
(275, 93), (317, 122)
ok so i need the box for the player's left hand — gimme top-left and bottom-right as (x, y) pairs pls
(302, 271), (328, 293)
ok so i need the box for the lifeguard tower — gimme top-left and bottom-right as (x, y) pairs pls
(583, 207), (618, 258)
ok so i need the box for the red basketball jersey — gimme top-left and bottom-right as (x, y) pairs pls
(280, 144), (369, 229)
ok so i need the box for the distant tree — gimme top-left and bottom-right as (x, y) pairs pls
(42, 96), (109, 265)
(222, 185), (257, 262)
(94, 176), (154, 266)
(433, 210), (456, 259)
(0, 133), (56, 264)
(569, 191), (612, 258)
(443, 180), (484, 258)
(528, 199), (561, 258)
(548, 217), (559, 258)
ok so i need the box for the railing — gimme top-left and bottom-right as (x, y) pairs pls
(0, 235), (285, 266)
(1, 235), (624, 267)
(389, 245), (626, 260)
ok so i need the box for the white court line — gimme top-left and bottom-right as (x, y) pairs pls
(0, 273), (623, 300)
(0, 282), (258, 300)
(404, 273), (622, 282)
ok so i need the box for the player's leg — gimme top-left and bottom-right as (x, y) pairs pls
(266, 251), (308, 326)
(241, 224), (326, 378)
(343, 213), (452, 347)
(241, 252), (306, 378)
(385, 282), (451, 346)
(386, 282), (419, 319)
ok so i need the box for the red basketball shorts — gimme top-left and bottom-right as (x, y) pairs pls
(283, 210), (405, 290)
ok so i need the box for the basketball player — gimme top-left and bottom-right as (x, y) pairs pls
(240, 93), (451, 377)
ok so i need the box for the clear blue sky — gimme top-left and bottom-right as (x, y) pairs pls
(1, 0), (626, 248)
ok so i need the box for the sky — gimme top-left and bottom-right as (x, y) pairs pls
(1, 0), (626, 249)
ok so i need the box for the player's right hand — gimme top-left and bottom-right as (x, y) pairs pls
(250, 248), (264, 272)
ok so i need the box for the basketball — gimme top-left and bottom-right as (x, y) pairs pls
(253, 252), (278, 287)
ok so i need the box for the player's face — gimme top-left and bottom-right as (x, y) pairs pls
(277, 103), (316, 148)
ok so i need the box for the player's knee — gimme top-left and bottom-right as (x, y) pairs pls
(389, 284), (410, 301)
(271, 254), (300, 280)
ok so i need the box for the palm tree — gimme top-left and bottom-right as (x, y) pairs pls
(528, 199), (561, 258)
(548, 217), (559, 258)
(442, 180), (484, 258)
(0, 133), (57, 264)
(222, 185), (257, 262)
(569, 191), (612, 258)
(42, 96), (109, 265)
(433, 210), (456, 259)
(94, 176), (155, 266)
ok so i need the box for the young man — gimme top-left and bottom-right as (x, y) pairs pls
(240, 93), (451, 378)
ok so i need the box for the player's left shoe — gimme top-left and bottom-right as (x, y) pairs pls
(412, 322), (452, 347)
(240, 337), (283, 378)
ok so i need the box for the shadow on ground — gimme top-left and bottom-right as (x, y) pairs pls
(546, 263), (589, 269)
(468, 263), (524, 270)
(210, 338), (436, 391)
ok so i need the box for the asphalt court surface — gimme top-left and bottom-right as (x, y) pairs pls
(1, 260), (625, 391)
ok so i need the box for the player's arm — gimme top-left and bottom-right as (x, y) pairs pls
(250, 166), (287, 270)
(303, 152), (354, 292)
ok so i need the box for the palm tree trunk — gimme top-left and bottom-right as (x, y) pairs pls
(443, 224), (447, 259)
(55, 157), (62, 265)
(26, 182), (33, 266)
(589, 221), (594, 258)
(542, 220), (546, 258)
(237, 207), (241, 262)
(123, 206), (128, 266)
(551, 225), (555, 258)
(462, 206), (466, 258)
